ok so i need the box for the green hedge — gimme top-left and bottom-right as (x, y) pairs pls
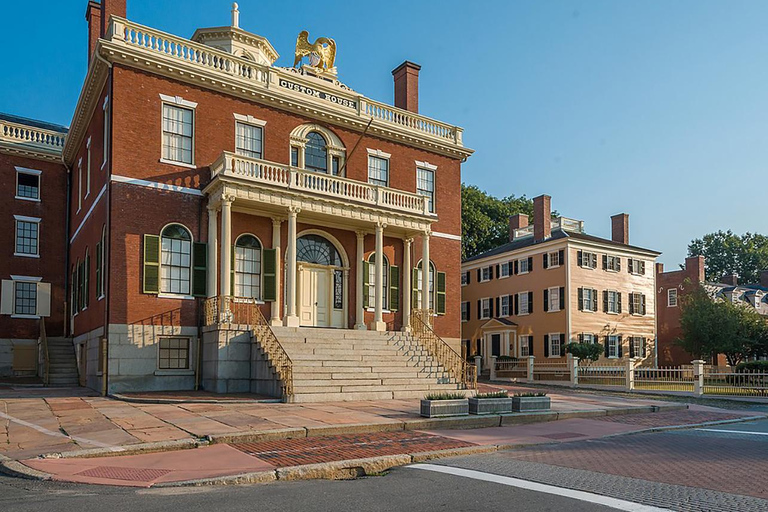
(735, 361), (768, 373)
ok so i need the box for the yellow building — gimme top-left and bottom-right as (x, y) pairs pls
(461, 195), (660, 369)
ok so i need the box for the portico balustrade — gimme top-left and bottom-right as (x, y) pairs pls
(211, 151), (433, 217)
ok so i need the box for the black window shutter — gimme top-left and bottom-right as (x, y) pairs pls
(543, 288), (549, 312)
(578, 333), (583, 343)
(602, 254), (607, 270)
(617, 292), (622, 313)
(467, 301), (471, 319)
(528, 256), (533, 271)
(577, 287), (583, 310)
(495, 296), (500, 317)
(528, 336), (534, 356)
(642, 337), (647, 357)
(489, 265), (494, 280)
(617, 258), (622, 272)
(628, 258), (633, 273)
(559, 249), (564, 264)
(477, 269), (481, 281)
(496, 264), (500, 277)
(489, 298), (494, 318)
(528, 291), (534, 313)
(641, 294), (647, 315)
(543, 253), (549, 269)
(640, 261), (646, 275)
(514, 293), (519, 315)
(514, 260), (519, 275)
(618, 336), (623, 358)
(466, 271), (471, 284)
(544, 335), (550, 357)
(591, 289), (598, 312)
(629, 293), (634, 315)
(604, 337), (610, 357)
(629, 337), (635, 358)
(477, 299), (481, 319)
(603, 290), (609, 313)
(559, 287), (565, 310)
(577, 250), (583, 267)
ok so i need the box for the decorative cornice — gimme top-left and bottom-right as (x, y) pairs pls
(62, 54), (110, 165)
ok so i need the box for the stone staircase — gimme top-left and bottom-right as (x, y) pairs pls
(271, 327), (471, 403)
(45, 337), (79, 387)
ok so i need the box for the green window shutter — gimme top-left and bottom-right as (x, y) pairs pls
(362, 261), (370, 306)
(142, 234), (160, 294)
(84, 253), (90, 308)
(192, 242), (207, 297)
(389, 265), (400, 312)
(95, 242), (102, 298)
(436, 271), (446, 315)
(230, 246), (235, 296)
(262, 248), (277, 302)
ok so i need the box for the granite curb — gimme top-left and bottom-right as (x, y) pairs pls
(109, 393), (282, 405)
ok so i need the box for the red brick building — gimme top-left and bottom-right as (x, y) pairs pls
(1, 1), (472, 398)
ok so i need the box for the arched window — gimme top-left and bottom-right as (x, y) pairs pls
(304, 131), (328, 173)
(296, 234), (342, 267)
(235, 234), (262, 299)
(367, 253), (389, 309)
(416, 260), (436, 310)
(160, 224), (192, 295)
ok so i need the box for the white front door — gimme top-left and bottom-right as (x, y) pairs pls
(299, 267), (330, 327)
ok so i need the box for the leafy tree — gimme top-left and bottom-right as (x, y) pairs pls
(675, 282), (768, 365)
(461, 185), (552, 260)
(565, 342), (603, 362)
(687, 230), (768, 284)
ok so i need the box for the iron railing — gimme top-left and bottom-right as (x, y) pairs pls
(410, 309), (476, 389)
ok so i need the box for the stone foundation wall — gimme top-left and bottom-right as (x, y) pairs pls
(74, 326), (104, 391)
(0, 339), (38, 378)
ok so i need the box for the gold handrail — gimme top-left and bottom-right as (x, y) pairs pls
(202, 296), (293, 400)
(410, 309), (477, 389)
(39, 317), (49, 386)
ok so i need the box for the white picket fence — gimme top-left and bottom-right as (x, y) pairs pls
(490, 355), (768, 397)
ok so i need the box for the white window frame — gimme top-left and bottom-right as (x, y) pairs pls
(608, 335), (619, 358)
(580, 250), (598, 269)
(15, 167), (42, 202)
(518, 291), (530, 315)
(518, 258), (530, 274)
(77, 157), (82, 212)
(607, 290), (619, 314)
(480, 266), (491, 283)
(3, 275), (45, 319)
(14, 215), (41, 258)
(629, 258), (646, 275)
(461, 301), (469, 322)
(366, 253), (389, 311)
(519, 335), (531, 358)
(415, 260), (436, 310)
(416, 166), (435, 214)
(605, 255), (620, 272)
(234, 234), (263, 301)
(581, 287), (595, 312)
(500, 294), (511, 317)
(548, 286), (560, 312)
(548, 333), (562, 358)
(547, 250), (561, 268)
(461, 271), (468, 286)
(159, 223), (194, 299)
(97, 226), (106, 301)
(632, 336), (643, 357)
(233, 113), (267, 160)
(366, 149), (391, 187)
(582, 333), (595, 344)
(85, 136), (92, 198)
(480, 297), (491, 320)
(668, 288), (678, 307)
(630, 292), (644, 316)
(156, 336), (194, 375)
(159, 94), (198, 168)
(102, 95), (109, 170)
(499, 262), (511, 278)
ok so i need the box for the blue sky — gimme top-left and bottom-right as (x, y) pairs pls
(2, 0), (767, 267)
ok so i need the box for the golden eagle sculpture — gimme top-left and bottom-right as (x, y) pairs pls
(293, 31), (337, 71)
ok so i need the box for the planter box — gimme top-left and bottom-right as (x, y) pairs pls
(512, 396), (551, 412)
(468, 397), (513, 415)
(420, 398), (469, 418)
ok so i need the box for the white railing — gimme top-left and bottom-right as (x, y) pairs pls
(363, 98), (463, 145)
(495, 358), (528, 380)
(0, 120), (66, 152)
(212, 152), (431, 216)
(578, 364), (626, 387)
(633, 367), (695, 392)
(703, 371), (768, 396)
(109, 17), (269, 85)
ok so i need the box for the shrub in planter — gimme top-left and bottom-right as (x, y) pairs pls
(469, 390), (513, 415)
(420, 393), (469, 418)
(512, 392), (550, 412)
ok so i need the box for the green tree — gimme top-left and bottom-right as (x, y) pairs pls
(676, 282), (768, 365)
(461, 185), (547, 260)
(565, 342), (603, 362)
(687, 230), (768, 284)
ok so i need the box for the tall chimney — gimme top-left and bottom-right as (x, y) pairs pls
(101, 0), (127, 38)
(655, 262), (664, 274)
(533, 195), (551, 242)
(392, 61), (420, 113)
(509, 214), (529, 241)
(85, 1), (102, 65)
(761, 270), (768, 288)
(685, 255), (705, 283)
(611, 213), (629, 245)
(720, 274), (738, 286)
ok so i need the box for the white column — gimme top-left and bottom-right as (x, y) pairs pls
(220, 194), (233, 320)
(284, 207), (300, 327)
(270, 218), (283, 326)
(355, 231), (366, 330)
(692, 359), (705, 396)
(372, 223), (386, 332)
(402, 237), (412, 331)
(206, 205), (218, 298)
(421, 230), (431, 313)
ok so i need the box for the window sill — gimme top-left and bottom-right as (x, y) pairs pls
(546, 265), (561, 270)
(157, 293), (196, 300)
(154, 370), (194, 377)
(517, 312), (530, 316)
(546, 309), (561, 313)
(479, 279), (490, 283)
(233, 298), (265, 305)
(579, 266), (596, 270)
(606, 311), (619, 315)
(480, 316), (491, 321)
(101, 160), (108, 171)
(11, 314), (40, 319)
(98, 295), (105, 301)
(547, 355), (562, 359)
(605, 269), (619, 273)
(579, 309), (595, 314)
(498, 275), (510, 280)
(667, 305), (677, 308)
(15, 195), (40, 202)
(517, 271), (530, 276)
(14, 253), (40, 258)
(159, 158), (196, 169)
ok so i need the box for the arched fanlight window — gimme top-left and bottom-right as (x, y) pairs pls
(235, 234), (262, 299)
(296, 234), (342, 267)
(304, 131), (328, 173)
(367, 253), (389, 309)
(160, 224), (192, 295)
(416, 260), (436, 310)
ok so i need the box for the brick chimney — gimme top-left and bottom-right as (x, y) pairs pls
(100, 0), (127, 38)
(533, 195), (551, 242)
(720, 274), (738, 286)
(760, 270), (768, 288)
(611, 213), (629, 245)
(392, 61), (420, 113)
(508, 214), (529, 241)
(685, 255), (705, 283)
(656, 262), (664, 274)
(85, 1), (101, 64)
